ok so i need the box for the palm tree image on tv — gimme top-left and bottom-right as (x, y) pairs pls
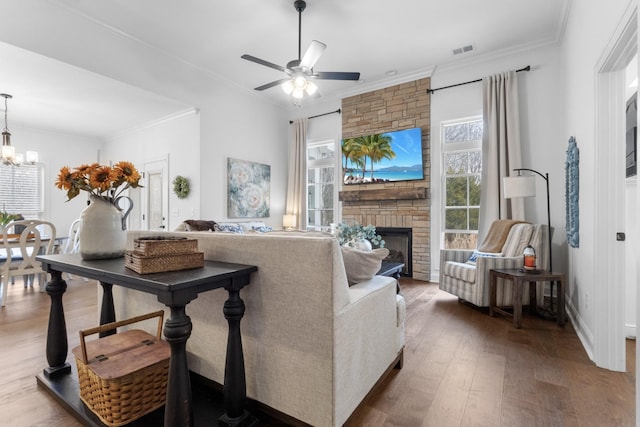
(342, 127), (423, 184)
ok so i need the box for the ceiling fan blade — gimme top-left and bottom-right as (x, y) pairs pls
(314, 71), (361, 81)
(254, 79), (291, 91)
(241, 54), (286, 73)
(300, 40), (326, 70)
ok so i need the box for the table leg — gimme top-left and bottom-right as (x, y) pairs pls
(219, 288), (256, 427)
(489, 271), (497, 316)
(513, 279), (523, 329)
(557, 279), (566, 326)
(163, 305), (193, 427)
(99, 281), (116, 338)
(43, 269), (71, 378)
(529, 280), (537, 315)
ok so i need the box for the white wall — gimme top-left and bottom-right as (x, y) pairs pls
(102, 110), (201, 232)
(429, 44), (564, 281)
(101, 87), (290, 232)
(8, 124), (102, 239)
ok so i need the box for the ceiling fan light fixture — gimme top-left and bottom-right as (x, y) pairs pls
(292, 87), (305, 99)
(305, 80), (318, 96)
(281, 79), (295, 95)
(294, 75), (307, 88)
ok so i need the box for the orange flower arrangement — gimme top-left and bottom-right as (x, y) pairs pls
(56, 161), (142, 203)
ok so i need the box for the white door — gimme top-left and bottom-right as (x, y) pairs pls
(143, 158), (169, 231)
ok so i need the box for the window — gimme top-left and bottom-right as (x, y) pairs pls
(0, 163), (44, 218)
(442, 117), (482, 249)
(307, 140), (336, 230)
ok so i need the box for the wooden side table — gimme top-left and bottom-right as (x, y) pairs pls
(489, 268), (566, 329)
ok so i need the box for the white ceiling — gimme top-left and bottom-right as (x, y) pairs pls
(0, 0), (570, 139)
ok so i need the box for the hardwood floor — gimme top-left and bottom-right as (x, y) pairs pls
(347, 279), (635, 427)
(0, 277), (635, 426)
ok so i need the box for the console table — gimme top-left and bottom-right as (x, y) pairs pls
(35, 253), (257, 427)
(489, 268), (566, 329)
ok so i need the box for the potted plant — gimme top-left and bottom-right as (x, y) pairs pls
(336, 222), (385, 251)
(0, 211), (18, 228)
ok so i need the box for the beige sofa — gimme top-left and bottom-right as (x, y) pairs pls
(114, 230), (405, 426)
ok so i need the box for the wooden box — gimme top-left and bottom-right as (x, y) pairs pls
(71, 311), (170, 427)
(124, 250), (204, 274)
(132, 236), (199, 257)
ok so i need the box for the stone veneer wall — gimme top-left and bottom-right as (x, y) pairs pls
(341, 77), (431, 281)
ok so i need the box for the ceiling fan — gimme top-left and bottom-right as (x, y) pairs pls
(241, 0), (360, 99)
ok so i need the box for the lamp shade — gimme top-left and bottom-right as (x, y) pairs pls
(503, 175), (536, 199)
(283, 214), (296, 229)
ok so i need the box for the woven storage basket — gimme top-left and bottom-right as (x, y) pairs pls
(125, 250), (204, 274)
(71, 311), (170, 427)
(133, 236), (198, 256)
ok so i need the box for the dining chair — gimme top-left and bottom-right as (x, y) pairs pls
(63, 218), (81, 255)
(0, 220), (57, 307)
(62, 218), (84, 280)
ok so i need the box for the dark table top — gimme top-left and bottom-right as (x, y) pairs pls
(37, 253), (258, 299)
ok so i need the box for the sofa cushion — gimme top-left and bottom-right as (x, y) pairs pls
(341, 246), (389, 285)
(443, 261), (477, 283)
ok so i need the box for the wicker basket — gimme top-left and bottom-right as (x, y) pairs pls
(133, 236), (198, 256)
(71, 311), (170, 427)
(124, 250), (204, 274)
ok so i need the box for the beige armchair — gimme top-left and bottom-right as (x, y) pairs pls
(439, 221), (549, 307)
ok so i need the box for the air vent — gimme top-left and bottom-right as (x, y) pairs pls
(453, 45), (474, 55)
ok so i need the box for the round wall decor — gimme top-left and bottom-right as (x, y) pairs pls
(172, 175), (190, 199)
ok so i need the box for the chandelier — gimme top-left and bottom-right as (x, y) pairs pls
(1, 93), (38, 166)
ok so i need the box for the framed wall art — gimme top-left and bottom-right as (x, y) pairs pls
(227, 158), (270, 218)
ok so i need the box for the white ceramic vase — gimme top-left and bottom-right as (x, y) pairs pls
(79, 195), (133, 260)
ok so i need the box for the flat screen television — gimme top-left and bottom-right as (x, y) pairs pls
(341, 127), (424, 185)
(626, 92), (637, 178)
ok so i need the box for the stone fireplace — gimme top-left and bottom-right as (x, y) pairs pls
(340, 77), (431, 281)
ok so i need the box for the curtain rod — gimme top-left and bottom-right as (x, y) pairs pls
(289, 108), (341, 124)
(428, 66), (531, 94)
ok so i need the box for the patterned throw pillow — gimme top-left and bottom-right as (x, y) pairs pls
(214, 223), (244, 233)
(466, 251), (503, 265)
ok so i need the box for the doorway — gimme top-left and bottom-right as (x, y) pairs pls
(594, 6), (636, 372)
(143, 157), (169, 231)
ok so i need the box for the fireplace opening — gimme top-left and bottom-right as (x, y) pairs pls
(374, 227), (412, 277)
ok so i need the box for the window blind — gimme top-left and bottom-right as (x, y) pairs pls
(0, 163), (44, 216)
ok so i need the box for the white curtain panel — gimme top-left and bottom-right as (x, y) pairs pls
(285, 118), (308, 230)
(479, 70), (524, 241)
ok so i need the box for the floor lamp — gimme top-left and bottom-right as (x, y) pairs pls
(503, 168), (555, 312)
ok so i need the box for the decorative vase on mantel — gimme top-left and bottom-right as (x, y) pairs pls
(79, 195), (133, 260)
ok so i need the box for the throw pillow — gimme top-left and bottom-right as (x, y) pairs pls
(214, 223), (244, 233)
(184, 219), (217, 232)
(341, 246), (389, 285)
(466, 251), (503, 265)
